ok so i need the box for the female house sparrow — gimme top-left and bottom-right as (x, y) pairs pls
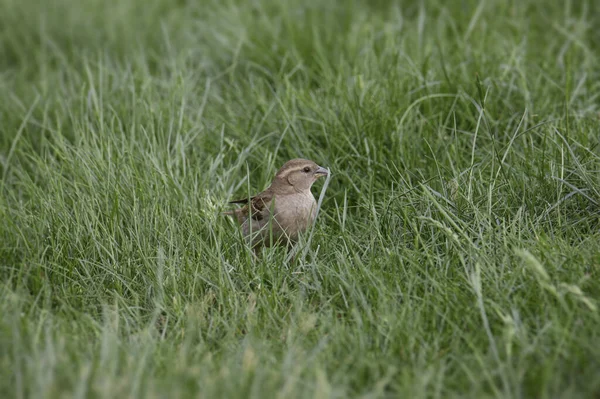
(224, 159), (329, 249)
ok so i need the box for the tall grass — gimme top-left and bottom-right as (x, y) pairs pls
(1, 0), (599, 397)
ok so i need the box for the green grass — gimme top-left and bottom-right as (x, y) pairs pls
(1, 0), (600, 397)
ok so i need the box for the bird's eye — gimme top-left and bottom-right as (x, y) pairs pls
(303, 166), (311, 173)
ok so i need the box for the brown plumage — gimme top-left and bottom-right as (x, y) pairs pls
(224, 158), (329, 249)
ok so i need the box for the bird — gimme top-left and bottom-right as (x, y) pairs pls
(224, 158), (329, 249)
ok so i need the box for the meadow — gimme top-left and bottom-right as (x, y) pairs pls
(1, 0), (599, 397)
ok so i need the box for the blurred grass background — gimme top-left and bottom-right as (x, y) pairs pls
(1, 0), (599, 397)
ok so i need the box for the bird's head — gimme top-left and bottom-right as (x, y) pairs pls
(272, 158), (329, 192)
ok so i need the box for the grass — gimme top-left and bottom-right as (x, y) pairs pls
(1, 0), (600, 397)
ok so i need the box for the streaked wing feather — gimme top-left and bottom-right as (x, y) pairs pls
(248, 192), (273, 221)
(228, 190), (274, 222)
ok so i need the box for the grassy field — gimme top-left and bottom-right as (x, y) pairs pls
(1, 0), (600, 397)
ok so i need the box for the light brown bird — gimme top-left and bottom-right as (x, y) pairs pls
(224, 158), (329, 249)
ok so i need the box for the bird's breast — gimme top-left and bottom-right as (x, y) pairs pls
(273, 192), (317, 236)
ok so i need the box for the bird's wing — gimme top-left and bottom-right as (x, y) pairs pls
(227, 190), (274, 222)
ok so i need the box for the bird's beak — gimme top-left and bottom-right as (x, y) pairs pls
(314, 166), (329, 177)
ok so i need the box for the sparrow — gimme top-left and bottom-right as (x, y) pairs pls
(224, 158), (329, 249)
